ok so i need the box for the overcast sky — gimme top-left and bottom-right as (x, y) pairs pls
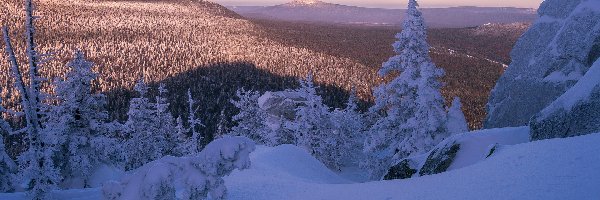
(216, 0), (544, 8)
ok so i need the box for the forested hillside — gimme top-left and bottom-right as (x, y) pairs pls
(0, 0), (378, 148)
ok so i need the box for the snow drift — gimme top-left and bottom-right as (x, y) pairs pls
(102, 137), (255, 200)
(227, 131), (600, 200)
(485, 0), (600, 128)
(385, 126), (530, 179)
(2, 129), (600, 199)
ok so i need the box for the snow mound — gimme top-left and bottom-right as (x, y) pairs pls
(530, 58), (600, 141)
(227, 131), (600, 200)
(102, 136), (255, 200)
(443, 126), (530, 171)
(386, 126), (529, 179)
(227, 144), (350, 185)
(485, 0), (600, 128)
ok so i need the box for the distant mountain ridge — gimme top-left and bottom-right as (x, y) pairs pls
(229, 1), (537, 28)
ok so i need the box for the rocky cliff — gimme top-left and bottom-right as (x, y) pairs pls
(485, 0), (600, 128)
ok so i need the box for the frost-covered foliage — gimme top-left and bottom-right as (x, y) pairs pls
(102, 136), (255, 200)
(177, 89), (205, 156)
(447, 97), (469, 135)
(123, 79), (172, 170)
(329, 90), (365, 168)
(154, 84), (179, 156)
(286, 74), (340, 169)
(2, 0), (63, 198)
(0, 134), (17, 193)
(530, 58), (600, 141)
(485, 0), (600, 128)
(0, 97), (15, 193)
(284, 75), (364, 170)
(229, 89), (275, 145)
(44, 51), (121, 188)
(363, 0), (449, 180)
(229, 76), (364, 170)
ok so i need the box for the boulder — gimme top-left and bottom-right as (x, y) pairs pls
(530, 58), (600, 141)
(485, 0), (600, 128)
(383, 158), (419, 180)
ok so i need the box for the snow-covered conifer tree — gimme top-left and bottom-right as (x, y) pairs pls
(330, 89), (365, 168)
(215, 109), (229, 139)
(0, 133), (16, 193)
(229, 89), (275, 145)
(178, 89), (204, 155)
(0, 94), (16, 193)
(123, 79), (164, 170)
(44, 50), (120, 188)
(286, 74), (339, 169)
(447, 97), (468, 134)
(3, 0), (62, 197)
(363, 0), (448, 180)
(154, 83), (178, 156)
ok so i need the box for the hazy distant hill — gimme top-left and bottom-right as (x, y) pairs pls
(229, 0), (537, 28)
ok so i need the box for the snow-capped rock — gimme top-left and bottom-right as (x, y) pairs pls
(530, 58), (600, 141)
(258, 91), (306, 130)
(485, 0), (600, 128)
(384, 127), (530, 180)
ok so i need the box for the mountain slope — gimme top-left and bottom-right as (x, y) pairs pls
(0, 0), (378, 145)
(230, 1), (537, 28)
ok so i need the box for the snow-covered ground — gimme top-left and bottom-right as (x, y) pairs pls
(2, 129), (600, 200)
(225, 131), (600, 200)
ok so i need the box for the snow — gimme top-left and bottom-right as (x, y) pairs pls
(226, 131), (600, 200)
(444, 126), (529, 171)
(485, 0), (600, 128)
(87, 165), (124, 188)
(539, 58), (600, 119)
(1, 128), (599, 199)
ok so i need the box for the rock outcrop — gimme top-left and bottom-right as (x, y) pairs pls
(530, 58), (600, 141)
(383, 127), (529, 180)
(485, 0), (600, 128)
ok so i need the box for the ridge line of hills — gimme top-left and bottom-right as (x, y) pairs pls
(229, 0), (537, 28)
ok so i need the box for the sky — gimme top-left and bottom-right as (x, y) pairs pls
(215, 0), (544, 8)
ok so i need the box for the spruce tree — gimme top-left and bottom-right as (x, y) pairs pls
(330, 89), (365, 168)
(154, 83), (177, 156)
(123, 79), (163, 170)
(363, 0), (448, 180)
(178, 89), (204, 155)
(286, 74), (338, 169)
(229, 89), (275, 145)
(45, 50), (118, 187)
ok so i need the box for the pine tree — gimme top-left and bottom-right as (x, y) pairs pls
(447, 97), (468, 134)
(123, 79), (163, 170)
(229, 89), (275, 145)
(45, 50), (119, 187)
(3, 0), (61, 198)
(363, 0), (448, 180)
